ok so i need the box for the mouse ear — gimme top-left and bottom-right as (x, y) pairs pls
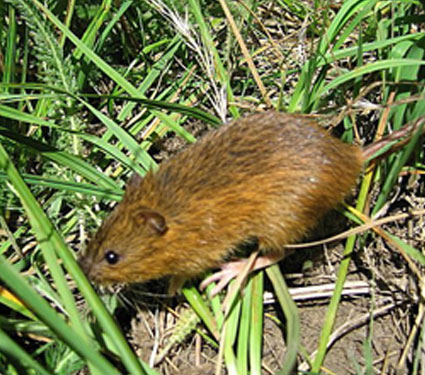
(134, 208), (168, 235)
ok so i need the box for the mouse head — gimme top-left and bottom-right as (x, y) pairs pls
(79, 203), (170, 286)
(79, 174), (173, 286)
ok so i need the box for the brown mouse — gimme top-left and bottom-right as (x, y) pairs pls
(79, 111), (423, 294)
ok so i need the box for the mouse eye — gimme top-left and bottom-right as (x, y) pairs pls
(104, 250), (120, 265)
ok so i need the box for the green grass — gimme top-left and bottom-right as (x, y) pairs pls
(0, 0), (424, 374)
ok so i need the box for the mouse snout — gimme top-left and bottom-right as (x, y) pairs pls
(78, 254), (94, 280)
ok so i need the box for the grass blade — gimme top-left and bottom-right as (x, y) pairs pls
(0, 327), (53, 375)
(266, 266), (299, 375)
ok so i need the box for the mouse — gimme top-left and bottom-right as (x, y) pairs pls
(78, 111), (423, 295)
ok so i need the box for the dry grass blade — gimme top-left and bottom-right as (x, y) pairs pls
(347, 206), (424, 281)
(217, 0), (272, 107)
(285, 209), (425, 250)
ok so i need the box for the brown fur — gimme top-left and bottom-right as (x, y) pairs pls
(79, 111), (364, 286)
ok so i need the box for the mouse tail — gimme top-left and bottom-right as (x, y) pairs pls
(362, 114), (425, 161)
